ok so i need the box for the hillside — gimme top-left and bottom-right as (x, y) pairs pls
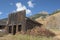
(35, 11), (60, 36)
(0, 18), (8, 25)
(0, 18), (8, 21)
(45, 12), (60, 30)
(30, 11), (49, 20)
(30, 10), (60, 20)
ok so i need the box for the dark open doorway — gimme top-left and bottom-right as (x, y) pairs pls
(18, 25), (21, 31)
(8, 26), (12, 33)
(13, 25), (16, 35)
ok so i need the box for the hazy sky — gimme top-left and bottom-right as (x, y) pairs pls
(0, 0), (60, 19)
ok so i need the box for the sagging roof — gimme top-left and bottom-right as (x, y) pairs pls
(0, 17), (42, 25)
(26, 17), (42, 25)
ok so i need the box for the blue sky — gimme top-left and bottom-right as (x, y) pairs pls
(0, 0), (60, 19)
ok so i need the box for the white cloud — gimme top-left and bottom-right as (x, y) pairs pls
(16, 3), (26, 11)
(26, 9), (32, 15)
(27, 1), (34, 8)
(0, 12), (2, 15)
(16, 2), (32, 15)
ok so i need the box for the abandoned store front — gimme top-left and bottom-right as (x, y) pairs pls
(0, 10), (42, 35)
(7, 10), (26, 35)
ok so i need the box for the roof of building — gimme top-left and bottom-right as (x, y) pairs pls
(0, 17), (42, 25)
(26, 17), (42, 25)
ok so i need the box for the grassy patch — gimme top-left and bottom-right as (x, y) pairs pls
(0, 34), (53, 40)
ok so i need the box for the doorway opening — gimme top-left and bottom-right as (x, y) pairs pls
(18, 25), (22, 31)
(8, 26), (12, 33)
(13, 25), (16, 35)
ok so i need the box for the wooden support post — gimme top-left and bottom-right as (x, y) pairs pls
(16, 24), (18, 33)
(12, 25), (13, 35)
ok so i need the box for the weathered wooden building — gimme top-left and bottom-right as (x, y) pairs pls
(0, 10), (42, 35)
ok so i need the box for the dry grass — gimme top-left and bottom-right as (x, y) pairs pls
(0, 34), (53, 40)
(27, 27), (55, 37)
